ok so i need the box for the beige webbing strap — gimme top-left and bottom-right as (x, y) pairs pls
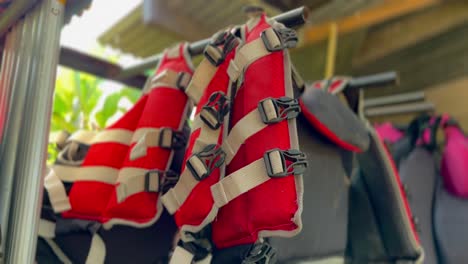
(38, 219), (56, 239)
(115, 170), (159, 203)
(211, 157), (271, 208)
(85, 233), (106, 264)
(222, 108), (267, 165)
(227, 37), (271, 82)
(186, 59), (217, 104)
(169, 246), (194, 264)
(44, 169), (71, 213)
(129, 128), (174, 160)
(149, 69), (191, 92)
(66, 128), (138, 146)
(161, 169), (198, 214)
(51, 130), (70, 149)
(43, 238), (73, 264)
(162, 117), (222, 214)
(52, 165), (119, 184)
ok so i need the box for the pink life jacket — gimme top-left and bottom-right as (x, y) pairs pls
(375, 122), (405, 144)
(44, 43), (194, 228)
(441, 121), (468, 198)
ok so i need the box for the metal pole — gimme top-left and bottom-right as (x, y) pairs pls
(324, 23), (337, 79)
(0, 0), (38, 36)
(364, 91), (426, 108)
(365, 102), (435, 117)
(119, 6), (310, 79)
(0, 0), (64, 262)
(347, 71), (399, 90)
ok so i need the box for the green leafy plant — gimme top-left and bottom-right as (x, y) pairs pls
(48, 67), (142, 163)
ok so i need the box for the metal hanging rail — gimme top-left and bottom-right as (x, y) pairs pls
(347, 71), (398, 90)
(58, 6), (309, 88)
(364, 91), (425, 108)
(365, 102), (435, 117)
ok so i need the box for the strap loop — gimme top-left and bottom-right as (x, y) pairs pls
(177, 72), (192, 91)
(264, 148), (307, 178)
(159, 127), (187, 149)
(200, 91), (230, 130)
(258, 97), (300, 124)
(204, 31), (240, 66)
(187, 144), (225, 181)
(261, 27), (298, 52)
(158, 169), (180, 194)
(150, 69), (192, 91)
(242, 241), (277, 264)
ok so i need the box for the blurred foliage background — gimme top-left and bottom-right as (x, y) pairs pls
(47, 68), (142, 164)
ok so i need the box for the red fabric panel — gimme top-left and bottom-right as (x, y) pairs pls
(299, 99), (362, 152)
(173, 51), (236, 227)
(212, 15), (298, 249)
(63, 44), (192, 225)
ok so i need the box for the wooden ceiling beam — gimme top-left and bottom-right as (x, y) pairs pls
(355, 1), (468, 66)
(142, 0), (212, 41)
(301, 0), (440, 45)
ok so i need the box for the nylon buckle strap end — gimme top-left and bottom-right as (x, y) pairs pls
(151, 69), (191, 90)
(187, 144), (225, 181)
(258, 97), (300, 124)
(261, 27), (298, 52)
(177, 72), (192, 91)
(242, 241), (277, 264)
(200, 91), (230, 130)
(264, 148), (307, 178)
(204, 31), (240, 66)
(158, 169), (180, 194)
(159, 127), (187, 149)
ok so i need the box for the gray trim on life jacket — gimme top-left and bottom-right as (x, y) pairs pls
(347, 127), (423, 263)
(270, 115), (350, 263)
(399, 147), (438, 264)
(434, 180), (468, 264)
(300, 88), (370, 152)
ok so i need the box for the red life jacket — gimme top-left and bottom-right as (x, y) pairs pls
(44, 43), (194, 228)
(163, 14), (305, 263)
(210, 14), (304, 249)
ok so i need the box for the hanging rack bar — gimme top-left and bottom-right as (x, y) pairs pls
(118, 6), (310, 80)
(365, 101), (435, 117)
(364, 91), (426, 108)
(59, 47), (148, 88)
(347, 71), (399, 90)
(55, 6), (309, 88)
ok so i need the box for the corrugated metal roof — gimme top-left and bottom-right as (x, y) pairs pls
(98, 0), (280, 58)
(98, 0), (383, 58)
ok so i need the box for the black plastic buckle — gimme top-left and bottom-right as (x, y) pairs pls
(176, 72), (191, 91)
(187, 144), (225, 181)
(264, 148), (307, 178)
(242, 241), (277, 264)
(261, 27), (298, 52)
(181, 226), (213, 261)
(149, 169), (179, 194)
(258, 97), (300, 124)
(200, 91), (230, 130)
(159, 127), (187, 150)
(204, 31), (240, 66)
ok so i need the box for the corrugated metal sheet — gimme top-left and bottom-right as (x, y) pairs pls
(98, 0), (280, 58)
(0, 0), (64, 262)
